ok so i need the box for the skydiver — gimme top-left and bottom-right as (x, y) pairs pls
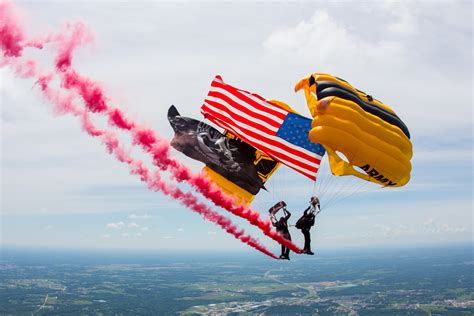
(295, 196), (320, 255)
(271, 207), (292, 260)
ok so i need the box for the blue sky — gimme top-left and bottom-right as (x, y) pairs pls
(1, 1), (472, 253)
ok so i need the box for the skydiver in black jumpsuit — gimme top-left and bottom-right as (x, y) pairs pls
(271, 208), (292, 260)
(296, 197), (320, 255)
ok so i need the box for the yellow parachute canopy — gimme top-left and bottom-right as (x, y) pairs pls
(295, 73), (412, 187)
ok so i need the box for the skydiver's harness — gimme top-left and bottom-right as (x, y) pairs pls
(295, 202), (320, 230)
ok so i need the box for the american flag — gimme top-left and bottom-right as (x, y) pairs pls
(201, 75), (325, 181)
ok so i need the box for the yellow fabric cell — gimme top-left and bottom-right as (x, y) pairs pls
(316, 97), (412, 158)
(309, 125), (410, 187)
(303, 73), (396, 114)
(312, 115), (410, 172)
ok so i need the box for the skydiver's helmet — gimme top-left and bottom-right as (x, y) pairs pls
(310, 196), (320, 209)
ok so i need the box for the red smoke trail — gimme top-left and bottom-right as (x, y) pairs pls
(47, 22), (303, 254)
(0, 2), (278, 259)
(0, 1), (24, 57)
(3, 54), (278, 260)
(1, 2), (301, 255)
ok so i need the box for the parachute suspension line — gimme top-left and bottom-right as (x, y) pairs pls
(319, 164), (337, 205)
(318, 156), (331, 196)
(324, 140), (386, 210)
(332, 177), (368, 209)
(347, 176), (371, 196)
(314, 156), (326, 197)
(330, 175), (366, 206)
(323, 176), (359, 209)
(311, 166), (322, 210)
(317, 163), (330, 200)
(324, 178), (356, 210)
(312, 170), (318, 197)
(314, 157), (327, 201)
(324, 185), (383, 211)
(321, 176), (349, 209)
(314, 168), (321, 197)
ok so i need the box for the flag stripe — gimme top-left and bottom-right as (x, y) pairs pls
(211, 79), (288, 119)
(207, 89), (283, 127)
(205, 98), (279, 134)
(202, 102), (321, 166)
(203, 97), (321, 162)
(206, 104), (321, 167)
(209, 116), (317, 181)
(202, 76), (323, 180)
(203, 103), (321, 171)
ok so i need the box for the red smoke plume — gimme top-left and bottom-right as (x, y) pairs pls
(1, 2), (301, 256)
(47, 23), (303, 254)
(4, 47), (278, 259)
(55, 82), (278, 258)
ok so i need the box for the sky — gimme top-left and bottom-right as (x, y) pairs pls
(1, 0), (472, 254)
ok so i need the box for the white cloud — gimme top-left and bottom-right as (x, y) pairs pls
(315, 198), (472, 247)
(207, 231), (217, 235)
(163, 235), (173, 239)
(264, 10), (405, 74)
(372, 223), (415, 238)
(121, 232), (130, 238)
(44, 225), (53, 230)
(128, 222), (139, 228)
(262, 5), (473, 133)
(106, 221), (125, 229)
(319, 219), (469, 244)
(101, 234), (110, 239)
(424, 218), (434, 226)
(141, 226), (149, 231)
(177, 228), (184, 232)
(135, 232), (142, 237)
(129, 213), (151, 219)
(423, 219), (468, 235)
